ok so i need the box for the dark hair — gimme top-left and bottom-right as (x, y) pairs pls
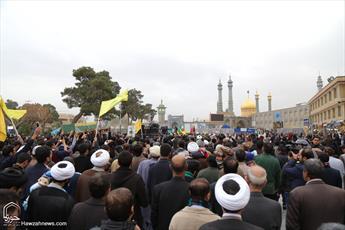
(0, 167), (28, 189)
(160, 143), (172, 157)
(186, 159), (200, 174)
(235, 149), (246, 162)
(118, 151), (133, 167)
(34, 146), (51, 163)
(304, 159), (324, 179)
(324, 147), (335, 156)
(263, 143), (274, 155)
(178, 140), (186, 149)
(2, 145), (14, 157)
(16, 152), (32, 164)
(190, 178), (210, 200)
(256, 141), (264, 150)
(105, 188), (133, 221)
(133, 144), (143, 157)
(89, 174), (110, 199)
(301, 148), (314, 160)
(318, 152), (329, 164)
(207, 155), (218, 168)
(78, 143), (90, 155)
(223, 157), (238, 174)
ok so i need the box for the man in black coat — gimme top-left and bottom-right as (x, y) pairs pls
(27, 161), (75, 228)
(68, 174), (109, 230)
(200, 173), (263, 230)
(147, 144), (172, 201)
(111, 151), (148, 229)
(242, 165), (282, 230)
(319, 152), (342, 188)
(151, 155), (190, 230)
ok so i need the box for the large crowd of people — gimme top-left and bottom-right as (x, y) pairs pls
(0, 126), (345, 230)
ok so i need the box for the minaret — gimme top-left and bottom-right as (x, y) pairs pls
(157, 99), (166, 125)
(317, 75), (323, 91)
(217, 80), (223, 113)
(227, 75), (234, 115)
(268, 92), (272, 111)
(255, 91), (259, 113)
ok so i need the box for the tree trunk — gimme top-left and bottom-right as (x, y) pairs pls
(72, 112), (83, 124)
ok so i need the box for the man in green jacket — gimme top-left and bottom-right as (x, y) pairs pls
(254, 142), (281, 201)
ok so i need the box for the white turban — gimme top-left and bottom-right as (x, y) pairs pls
(187, 142), (199, 153)
(51, 161), (75, 181)
(149, 146), (160, 158)
(196, 135), (202, 140)
(91, 149), (110, 167)
(215, 173), (250, 211)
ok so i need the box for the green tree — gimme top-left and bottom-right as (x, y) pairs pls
(5, 99), (18, 109)
(121, 89), (157, 122)
(43, 104), (60, 123)
(61, 66), (121, 123)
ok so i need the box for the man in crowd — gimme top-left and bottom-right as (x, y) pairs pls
(131, 143), (146, 172)
(169, 178), (220, 230)
(325, 146), (345, 186)
(287, 159), (345, 230)
(197, 155), (219, 184)
(242, 165), (282, 230)
(27, 161), (75, 225)
(111, 151), (148, 229)
(0, 166), (28, 196)
(210, 157), (239, 216)
(236, 149), (249, 178)
(319, 152), (342, 188)
(75, 149), (110, 202)
(73, 143), (92, 173)
(254, 143), (281, 200)
(23, 145), (51, 199)
(151, 155), (190, 230)
(200, 173), (263, 230)
(68, 174), (109, 230)
(147, 143), (172, 201)
(97, 188), (140, 230)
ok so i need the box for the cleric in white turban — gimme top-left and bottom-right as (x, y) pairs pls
(51, 160), (76, 181)
(200, 173), (263, 230)
(91, 149), (110, 168)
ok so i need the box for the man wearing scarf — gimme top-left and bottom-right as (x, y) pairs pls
(169, 178), (220, 230)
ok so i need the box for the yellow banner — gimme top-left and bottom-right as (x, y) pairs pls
(99, 90), (128, 117)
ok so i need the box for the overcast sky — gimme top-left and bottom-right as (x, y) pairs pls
(1, 0), (344, 121)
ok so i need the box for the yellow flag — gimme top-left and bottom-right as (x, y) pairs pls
(135, 119), (142, 134)
(0, 97), (27, 120)
(99, 90), (128, 117)
(0, 107), (6, 142)
(6, 109), (27, 120)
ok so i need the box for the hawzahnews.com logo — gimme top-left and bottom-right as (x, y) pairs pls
(3, 202), (20, 224)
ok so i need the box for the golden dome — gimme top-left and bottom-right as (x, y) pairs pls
(241, 98), (256, 110)
(241, 98), (256, 117)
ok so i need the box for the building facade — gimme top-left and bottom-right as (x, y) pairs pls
(253, 103), (309, 130)
(309, 76), (345, 128)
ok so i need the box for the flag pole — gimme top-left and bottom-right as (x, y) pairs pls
(119, 103), (122, 134)
(94, 117), (100, 141)
(9, 117), (23, 144)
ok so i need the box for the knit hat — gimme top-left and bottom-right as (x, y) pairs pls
(91, 149), (110, 167)
(50, 161), (75, 181)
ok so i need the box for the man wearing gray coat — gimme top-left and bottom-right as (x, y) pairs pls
(242, 165), (282, 230)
